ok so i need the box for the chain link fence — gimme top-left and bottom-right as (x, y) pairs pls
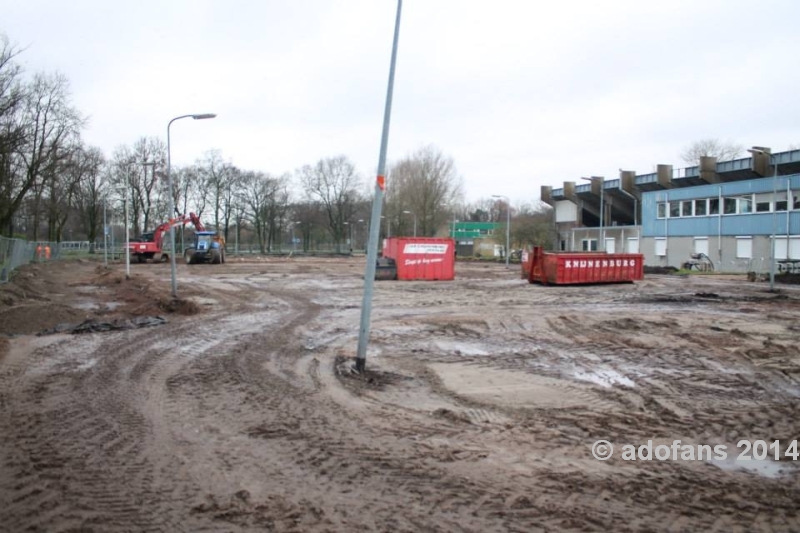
(0, 237), (66, 283)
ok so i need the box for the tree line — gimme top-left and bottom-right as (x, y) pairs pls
(1, 35), (553, 253)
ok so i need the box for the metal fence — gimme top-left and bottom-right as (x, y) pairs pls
(0, 237), (66, 283)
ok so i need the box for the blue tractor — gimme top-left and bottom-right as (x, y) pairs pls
(184, 231), (226, 265)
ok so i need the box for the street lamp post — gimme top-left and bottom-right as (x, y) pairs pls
(492, 195), (510, 268)
(103, 198), (108, 267)
(356, 0), (403, 373)
(581, 177), (605, 251)
(748, 148), (778, 291)
(124, 188), (130, 278)
(402, 210), (416, 237)
(166, 113), (216, 298)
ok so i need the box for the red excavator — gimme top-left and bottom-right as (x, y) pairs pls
(128, 212), (204, 263)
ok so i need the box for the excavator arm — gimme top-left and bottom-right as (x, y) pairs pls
(152, 212), (204, 249)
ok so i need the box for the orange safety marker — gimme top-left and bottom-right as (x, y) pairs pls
(376, 175), (386, 191)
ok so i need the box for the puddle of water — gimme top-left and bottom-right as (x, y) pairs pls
(72, 301), (99, 311)
(708, 456), (792, 479)
(433, 341), (490, 356)
(573, 369), (635, 388)
(76, 358), (98, 371)
(106, 302), (123, 310)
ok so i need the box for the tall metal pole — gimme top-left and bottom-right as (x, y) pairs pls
(600, 179), (605, 251)
(125, 188), (130, 277)
(110, 210), (115, 262)
(770, 155), (777, 291)
(167, 120), (178, 297)
(356, 0), (403, 373)
(166, 113), (216, 298)
(103, 199), (108, 267)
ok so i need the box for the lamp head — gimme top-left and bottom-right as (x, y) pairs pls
(192, 113), (217, 120)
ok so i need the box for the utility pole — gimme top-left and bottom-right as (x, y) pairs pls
(356, 0), (403, 373)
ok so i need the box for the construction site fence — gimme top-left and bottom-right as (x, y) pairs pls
(0, 237), (73, 283)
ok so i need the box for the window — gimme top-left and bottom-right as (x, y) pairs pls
(739, 197), (753, 214)
(657, 202), (667, 218)
(709, 198), (720, 215)
(626, 238), (639, 253)
(775, 237), (788, 260)
(669, 201), (680, 218)
(756, 201), (771, 213)
(736, 237), (752, 259)
(795, 195), (800, 210)
(724, 198), (737, 214)
(790, 237), (800, 260)
(655, 238), (667, 257)
(694, 237), (709, 256)
(776, 200), (788, 211)
(695, 199), (707, 216)
(682, 200), (694, 217)
(581, 239), (597, 251)
(560, 240), (566, 251)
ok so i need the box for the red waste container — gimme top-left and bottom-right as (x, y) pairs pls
(382, 237), (455, 281)
(521, 246), (643, 285)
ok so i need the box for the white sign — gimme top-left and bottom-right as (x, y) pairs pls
(403, 243), (448, 254)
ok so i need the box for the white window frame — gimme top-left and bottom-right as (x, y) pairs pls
(774, 236), (788, 261)
(581, 239), (598, 252)
(694, 237), (709, 256)
(655, 238), (667, 257)
(789, 236), (800, 260)
(694, 199), (708, 217)
(735, 236), (752, 259)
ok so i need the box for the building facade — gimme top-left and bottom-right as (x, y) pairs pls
(542, 148), (800, 273)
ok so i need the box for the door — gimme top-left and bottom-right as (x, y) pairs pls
(626, 238), (639, 253)
(605, 238), (616, 254)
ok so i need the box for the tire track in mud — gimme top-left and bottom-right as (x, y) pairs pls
(4, 262), (800, 531)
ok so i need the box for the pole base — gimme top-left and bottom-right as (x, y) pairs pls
(354, 357), (366, 373)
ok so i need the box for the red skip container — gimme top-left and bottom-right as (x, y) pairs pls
(382, 237), (455, 281)
(521, 246), (644, 285)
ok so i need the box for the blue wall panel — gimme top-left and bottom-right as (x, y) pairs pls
(642, 174), (800, 237)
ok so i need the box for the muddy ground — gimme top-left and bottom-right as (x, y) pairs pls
(1, 257), (799, 532)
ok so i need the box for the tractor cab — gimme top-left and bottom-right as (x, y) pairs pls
(184, 231), (226, 264)
(194, 231), (221, 251)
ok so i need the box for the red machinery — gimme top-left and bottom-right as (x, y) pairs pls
(128, 212), (204, 263)
(521, 246), (644, 285)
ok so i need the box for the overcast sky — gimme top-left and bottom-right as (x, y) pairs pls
(3, 0), (799, 204)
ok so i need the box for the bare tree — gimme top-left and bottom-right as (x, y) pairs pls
(297, 155), (362, 252)
(240, 171), (289, 253)
(45, 138), (84, 241)
(680, 138), (743, 165)
(0, 37), (27, 235)
(132, 137), (167, 232)
(73, 146), (106, 251)
(511, 201), (553, 250)
(10, 74), (83, 240)
(292, 201), (326, 252)
(196, 150), (236, 232)
(385, 145), (462, 237)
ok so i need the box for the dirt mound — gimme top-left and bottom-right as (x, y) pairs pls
(0, 260), (203, 336)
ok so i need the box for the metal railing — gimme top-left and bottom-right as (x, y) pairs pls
(0, 237), (66, 283)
